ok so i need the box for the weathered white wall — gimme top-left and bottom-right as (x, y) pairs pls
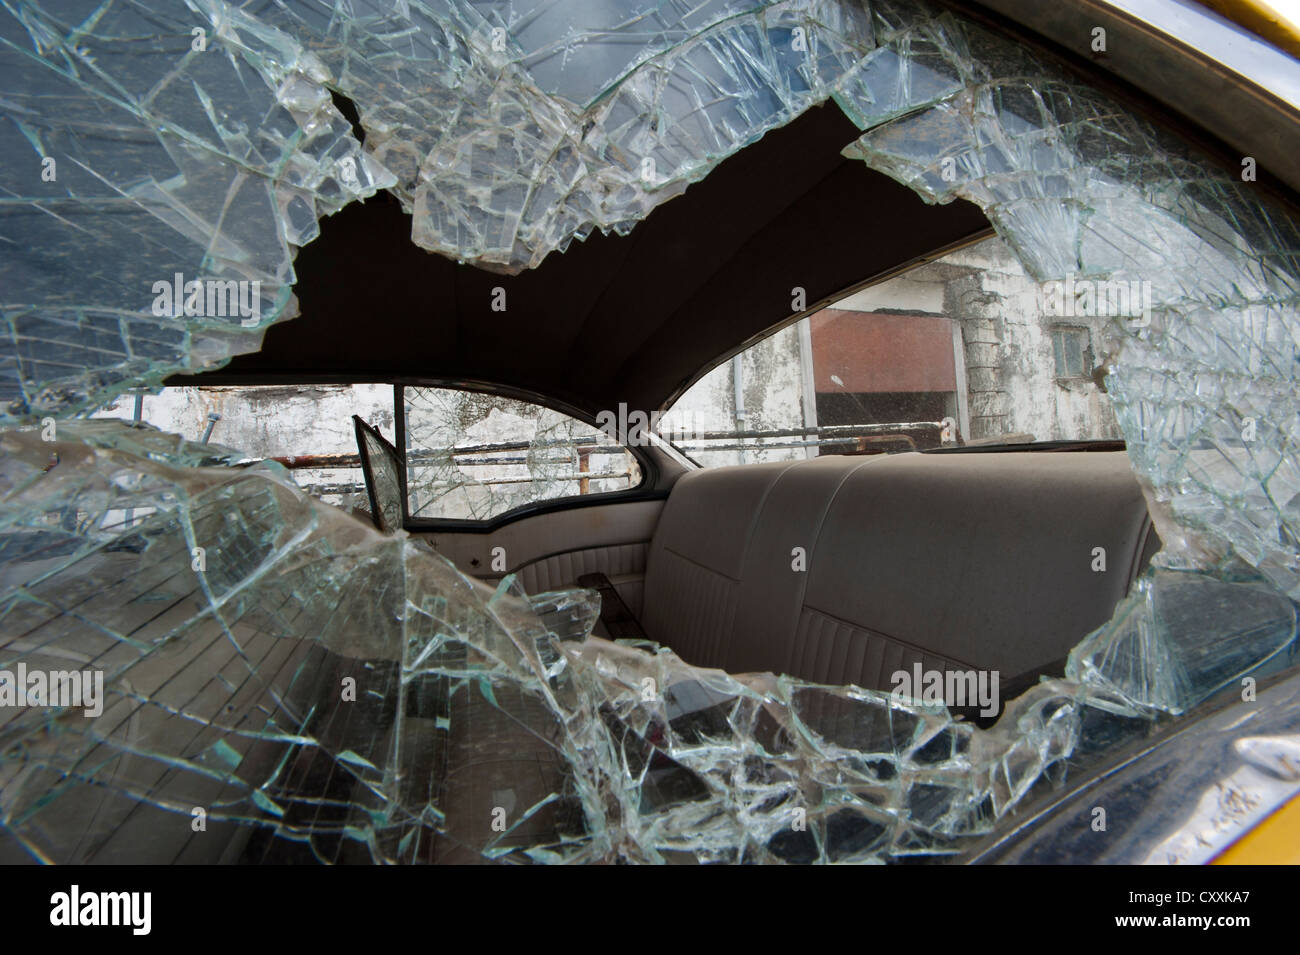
(95, 384), (396, 450)
(659, 322), (810, 468)
(94, 384), (396, 507)
(939, 238), (1121, 443)
(668, 235), (1121, 450)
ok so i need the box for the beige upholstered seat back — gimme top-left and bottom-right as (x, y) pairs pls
(641, 451), (1155, 689)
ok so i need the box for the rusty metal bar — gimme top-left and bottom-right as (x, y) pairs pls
(268, 422), (944, 470)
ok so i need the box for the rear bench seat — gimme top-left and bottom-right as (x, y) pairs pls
(638, 451), (1157, 691)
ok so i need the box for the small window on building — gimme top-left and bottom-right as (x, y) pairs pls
(1051, 326), (1092, 379)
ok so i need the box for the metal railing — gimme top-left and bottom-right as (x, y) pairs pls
(276, 422), (943, 500)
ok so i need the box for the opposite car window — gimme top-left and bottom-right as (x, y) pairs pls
(403, 386), (641, 522)
(664, 235), (1123, 466)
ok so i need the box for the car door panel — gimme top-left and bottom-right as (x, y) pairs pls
(411, 498), (665, 616)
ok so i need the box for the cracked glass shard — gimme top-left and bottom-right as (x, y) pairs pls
(355, 417), (404, 533)
(1, 0), (1299, 864)
(1, 0), (393, 421)
(1068, 569), (1297, 715)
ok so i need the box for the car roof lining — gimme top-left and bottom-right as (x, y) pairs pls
(168, 104), (992, 416)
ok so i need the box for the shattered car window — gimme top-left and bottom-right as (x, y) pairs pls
(1, 0), (1299, 866)
(403, 386), (640, 522)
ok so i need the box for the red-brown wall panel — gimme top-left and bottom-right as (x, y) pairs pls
(810, 309), (956, 393)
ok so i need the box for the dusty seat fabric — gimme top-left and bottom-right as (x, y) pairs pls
(640, 451), (1157, 690)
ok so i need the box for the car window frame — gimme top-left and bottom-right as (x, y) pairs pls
(353, 413), (408, 532)
(394, 382), (661, 533)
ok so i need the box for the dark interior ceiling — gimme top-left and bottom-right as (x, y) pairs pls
(171, 103), (991, 418)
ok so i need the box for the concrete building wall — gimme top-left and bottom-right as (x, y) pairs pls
(94, 384), (395, 508)
(667, 235), (1120, 452)
(659, 321), (810, 468)
(95, 384), (396, 452)
(938, 238), (1121, 443)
